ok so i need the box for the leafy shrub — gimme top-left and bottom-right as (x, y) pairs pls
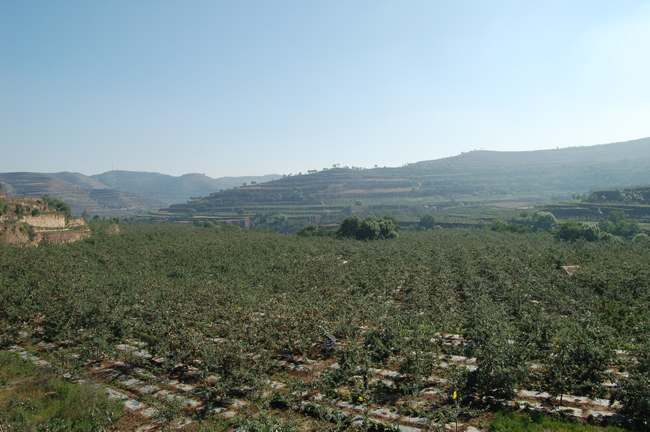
(338, 215), (399, 240)
(542, 323), (613, 401)
(554, 220), (600, 242)
(296, 225), (333, 237)
(598, 211), (642, 239)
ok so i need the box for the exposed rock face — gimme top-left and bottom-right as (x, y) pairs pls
(38, 230), (92, 244)
(0, 197), (92, 245)
(68, 217), (86, 227)
(0, 225), (92, 245)
(20, 213), (66, 228)
(0, 225), (32, 244)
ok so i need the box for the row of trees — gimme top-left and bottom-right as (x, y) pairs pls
(490, 210), (644, 242)
(555, 211), (642, 242)
(296, 215), (401, 240)
(489, 211), (557, 234)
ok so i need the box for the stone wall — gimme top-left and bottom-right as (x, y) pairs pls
(20, 213), (66, 228)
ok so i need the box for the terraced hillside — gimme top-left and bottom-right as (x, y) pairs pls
(0, 173), (167, 217)
(158, 138), (650, 230)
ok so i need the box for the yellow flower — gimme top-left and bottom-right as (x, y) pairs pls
(358, 396), (363, 402)
(453, 391), (457, 400)
(556, 345), (559, 348)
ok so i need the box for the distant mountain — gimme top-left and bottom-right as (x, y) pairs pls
(0, 172), (167, 217)
(0, 170), (282, 217)
(88, 171), (281, 204)
(414, 137), (650, 170)
(162, 137), (650, 217)
(49, 171), (109, 190)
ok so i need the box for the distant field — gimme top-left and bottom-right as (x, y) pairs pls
(491, 202), (530, 208)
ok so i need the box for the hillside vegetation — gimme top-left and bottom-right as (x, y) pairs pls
(159, 138), (650, 231)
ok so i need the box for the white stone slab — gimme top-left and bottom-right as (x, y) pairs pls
(175, 383), (196, 392)
(555, 395), (588, 404)
(371, 408), (398, 420)
(124, 399), (145, 410)
(516, 401), (545, 411)
(518, 389), (550, 399)
(139, 385), (159, 394)
(106, 388), (128, 400)
(404, 417), (429, 426)
(270, 381), (285, 390)
(397, 426), (421, 432)
(551, 407), (583, 418)
(116, 344), (137, 352)
(140, 408), (159, 418)
(172, 418), (192, 429)
(379, 370), (403, 379)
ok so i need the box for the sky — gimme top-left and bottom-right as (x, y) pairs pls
(1, 1), (650, 178)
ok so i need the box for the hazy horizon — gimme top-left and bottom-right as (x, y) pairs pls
(2, 1), (650, 177)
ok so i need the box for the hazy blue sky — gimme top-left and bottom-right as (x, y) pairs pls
(2, 1), (649, 177)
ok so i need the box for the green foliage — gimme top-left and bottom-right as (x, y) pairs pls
(611, 347), (650, 425)
(233, 413), (301, 432)
(490, 219), (529, 233)
(296, 225), (333, 237)
(21, 223), (37, 242)
(338, 215), (361, 238)
(554, 220), (600, 242)
(598, 211), (642, 239)
(0, 226), (649, 424)
(419, 214), (436, 230)
(31, 207), (41, 217)
(338, 215), (399, 240)
(44, 198), (72, 220)
(541, 323), (613, 401)
(462, 294), (529, 398)
(530, 211), (557, 233)
(489, 411), (627, 432)
(14, 203), (26, 218)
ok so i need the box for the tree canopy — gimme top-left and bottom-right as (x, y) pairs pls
(338, 215), (399, 240)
